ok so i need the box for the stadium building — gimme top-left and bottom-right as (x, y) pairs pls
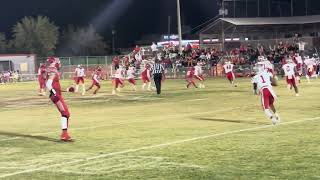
(200, 0), (320, 51)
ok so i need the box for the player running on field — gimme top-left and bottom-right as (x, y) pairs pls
(223, 61), (237, 87)
(74, 64), (86, 95)
(186, 67), (197, 88)
(252, 64), (280, 125)
(304, 55), (317, 83)
(126, 65), (137, 91)
(37, 63), (47, 96)
(194, 62), (205, 88)
(282, 59), (299, 96)
(86, 66), (102, 95)
(46, 57), (72, 141)
(112, 65), (125, 95)
(293, 53), (303, 83)
(141, 63), (151, 91)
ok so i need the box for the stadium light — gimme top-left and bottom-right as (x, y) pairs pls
(177, 0), (183, 54)
(91, 0), (133, 31)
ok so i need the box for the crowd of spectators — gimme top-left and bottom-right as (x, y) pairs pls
(112, 36), (319, 78)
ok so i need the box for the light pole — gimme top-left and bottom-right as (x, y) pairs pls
(177, 0), (183, 54)
(112, 29), (116, 55)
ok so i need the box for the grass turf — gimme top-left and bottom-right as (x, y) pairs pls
(0, 78), (319, 180)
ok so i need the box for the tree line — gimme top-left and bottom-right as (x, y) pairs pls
(0, 16), (111, 57)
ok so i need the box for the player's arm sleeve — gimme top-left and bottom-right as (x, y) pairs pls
(46, 75), (54, 90)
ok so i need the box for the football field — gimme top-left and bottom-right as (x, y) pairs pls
(0, 78), (319, 180)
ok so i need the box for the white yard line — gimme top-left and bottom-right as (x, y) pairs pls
(183, 98), (207, 102)
(0, 107), (240, 142)
(0, 116), (318, 178)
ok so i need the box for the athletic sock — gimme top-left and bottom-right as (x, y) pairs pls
(61, 117), (68, 130)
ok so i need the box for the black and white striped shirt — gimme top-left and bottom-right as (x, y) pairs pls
(151, 63), (165, 74)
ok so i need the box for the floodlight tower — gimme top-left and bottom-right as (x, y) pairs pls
(177, 0), (183, 54)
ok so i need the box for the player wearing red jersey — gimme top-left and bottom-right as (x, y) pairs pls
(141, 63), (151, 91)
(252, 65), (280, 125)
(37, 63), (47, 96)
(112, 65), (125, 95)
(186, 67), (197, 88)
(223, 61), (237, 87)
(293, 53), (303, 83)
(74, 64), (86, 95)
(86, 67), (102, 95)
(282, 59), (299, 96)
(194, 62), (205, 88)
(46, 57), (72, 141)
(126, 66), (137, 91)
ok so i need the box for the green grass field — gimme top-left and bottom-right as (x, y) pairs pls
(0, 78), (319, 180)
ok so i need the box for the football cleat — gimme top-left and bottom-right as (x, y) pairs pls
(60, 132), (72, 142)
(271, 116), (278, 125)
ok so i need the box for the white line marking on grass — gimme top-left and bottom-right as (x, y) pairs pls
(183, 98), (206, 102)
(1, 116), (319, 178)
(0, 107), (239, 142)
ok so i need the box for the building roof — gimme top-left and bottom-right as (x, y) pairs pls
(220, 15), (320, 26)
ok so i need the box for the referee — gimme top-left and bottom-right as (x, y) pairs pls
(151, 59), (165, 95)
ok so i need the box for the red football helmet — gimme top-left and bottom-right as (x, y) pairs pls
(47, 57), (61, 69)
(47, 57), (55, 64)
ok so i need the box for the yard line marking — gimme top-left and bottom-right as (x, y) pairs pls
(0, 116), (318, 178)
(0, 107), (240, 142)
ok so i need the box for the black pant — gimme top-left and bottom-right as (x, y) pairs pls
(153, 73), (162, 94)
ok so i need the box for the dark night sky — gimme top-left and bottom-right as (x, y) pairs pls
(0, 0), (218, 47)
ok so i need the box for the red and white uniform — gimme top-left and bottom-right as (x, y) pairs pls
(223, 63), (235, 81)
(295, 55), (303, 75)
(47, 67), (70, 119)
(91, 71), (101, 88)
(141, 64), (151, 83)
(38, 65), (46, 89)
(194, 65), (204, 81)
(262, 60), (274, 74)
(252, 71), (277, 110)
(282, 63), (297, 86)
(305, 58), (316, 77)
(186, 68), (195, 80)
(114, 67), (125, 88)
(127, 67), (136, 85)
(74, 67), (85, 84)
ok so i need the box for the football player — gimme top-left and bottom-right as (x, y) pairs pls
(112, 65), (125, 95)
(282, 59), (299, 96)
(223, 61), (237, 87)
(37, 63), (47, 96)
(126, 65), (137, 91)
(194, 62), (205, 88)
(141, 63), (151, 91)
(252, 64), (280, 125)
(86, 66), (102, 95)
(186, 67), (197, 88)
(46, 57), (72, 141)
(74, 64), (86, 95)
